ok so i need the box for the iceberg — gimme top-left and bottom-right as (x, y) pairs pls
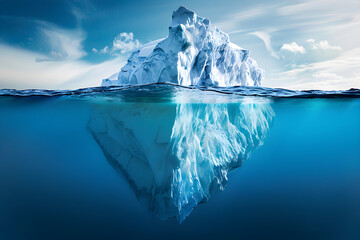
(102, 6), (263, 87)
(93, 7), (273, 223)
(87, 90), (274, 222)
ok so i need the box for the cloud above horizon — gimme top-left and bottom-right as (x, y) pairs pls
(248, 31), (279, 59)
(281, 42), (306, 54)
(307, 39), (342, 51)
(0, 43), (125, 89)
(93, 32), (141, 56)
(267, 47), (360, 90)
(35, 23), (87, 62)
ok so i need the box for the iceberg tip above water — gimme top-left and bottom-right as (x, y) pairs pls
(102, 6), (263, 87)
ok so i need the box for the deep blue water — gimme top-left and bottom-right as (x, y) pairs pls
(0, 85), (359, 240)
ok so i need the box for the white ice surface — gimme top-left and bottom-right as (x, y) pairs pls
(102, 7), (263, 87)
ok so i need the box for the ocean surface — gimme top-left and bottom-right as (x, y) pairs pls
(0, 83), (359, 240)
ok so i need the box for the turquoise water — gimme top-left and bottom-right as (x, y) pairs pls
(0, 85), (359, 239)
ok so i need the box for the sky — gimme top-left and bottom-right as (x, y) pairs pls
(0, 0), (359, 90)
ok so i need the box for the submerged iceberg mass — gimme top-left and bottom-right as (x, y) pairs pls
(88, 94), (274, 222)
(102, 6), (264, 87)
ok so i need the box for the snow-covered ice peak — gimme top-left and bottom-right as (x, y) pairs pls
(102, 6), (264, 87)
(171, 6), (210, 27)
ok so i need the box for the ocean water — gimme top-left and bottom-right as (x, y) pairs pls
(0, 84), (359, 240)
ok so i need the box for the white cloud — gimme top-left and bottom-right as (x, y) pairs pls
(112, 32), (140, 54)
(308, 39), (341, 50)
(100, 46), (109, 54)
(276, 0), (360, 36)
(216, 7), (266, 32)
(220, 0), (359, 37)
(267, 47), (360, 90)
(95, 32), (140, 56)
(0, 43), (125, 90)
(278, 0), (359, 17)
(280, 42), (306, 54)
(35, 23), (87, 62)
(92, 48), (98, 53)
(248, 31), (279, 58)
(278, 1), (318, 16)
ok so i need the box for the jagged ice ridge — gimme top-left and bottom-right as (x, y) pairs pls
(102, 6), (264, 87)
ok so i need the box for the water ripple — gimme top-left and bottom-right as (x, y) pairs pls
(0, 83), (359, 98)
